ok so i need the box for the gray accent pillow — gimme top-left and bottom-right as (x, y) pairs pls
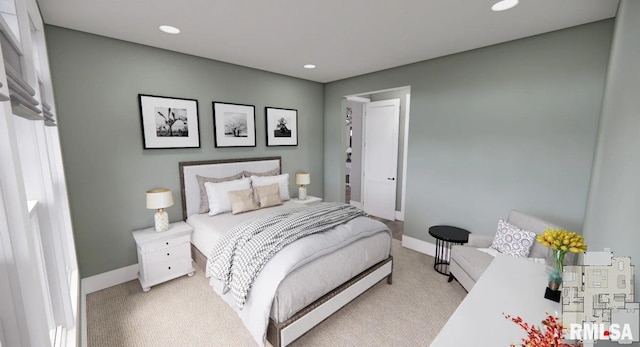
(490, 219), (536, 258)
(243, 168), (280, 177)
(196, 173), (243, 214)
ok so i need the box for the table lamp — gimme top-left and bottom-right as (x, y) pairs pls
(146, 188), (174, 232)
(295, 172), (310, 200)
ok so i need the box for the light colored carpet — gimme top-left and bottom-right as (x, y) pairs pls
(86, 239), (467, 346)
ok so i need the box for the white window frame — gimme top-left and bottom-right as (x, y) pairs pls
(0, 0), (79, 346)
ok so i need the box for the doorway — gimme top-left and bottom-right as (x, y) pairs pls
(344, 86), (410, 222)
(362, 99), (400, 220)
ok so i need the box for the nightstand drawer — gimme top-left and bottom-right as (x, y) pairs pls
(146, 257), (193, 281)
(138, 234), (190, 253)
(144, 243), (190, 265)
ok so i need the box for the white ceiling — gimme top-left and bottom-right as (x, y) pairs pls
(37, 0), (618, 83)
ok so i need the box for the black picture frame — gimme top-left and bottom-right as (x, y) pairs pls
(138, 94), (200, 149)
(212, 101), (257, 147)
(265, 107), (298, 146)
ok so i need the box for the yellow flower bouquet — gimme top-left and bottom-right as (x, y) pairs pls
(536, 229), (587, 290)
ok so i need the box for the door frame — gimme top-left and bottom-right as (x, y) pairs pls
(344, 86), (411, 221)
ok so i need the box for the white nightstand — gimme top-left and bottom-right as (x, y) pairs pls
(132, 221), (195, 292)
(291, 195), (322, 205)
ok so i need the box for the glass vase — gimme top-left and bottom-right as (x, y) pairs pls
(548, 250), (565, 291)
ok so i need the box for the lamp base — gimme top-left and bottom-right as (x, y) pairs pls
(299, 185), (307, 200)
(154, 209), (169, 232)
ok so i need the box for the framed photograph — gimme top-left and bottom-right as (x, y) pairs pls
(266, 107), (298, 146)
(213, 102), (256, 147)
(138, 94), (200, 149)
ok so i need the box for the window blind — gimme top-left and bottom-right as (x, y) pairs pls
(1, 28), (42, 120)
(0, 81), (9, 101)
(42, 100), (56, 126)
(39, 81), (56, 126)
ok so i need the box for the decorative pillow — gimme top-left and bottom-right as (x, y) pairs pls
(243, 168), (280, 178)
(490, 219), (537, 258)
(255, 183), (282, 208)
(204, 178), (251, 216)
(250, 173), (290, 201)
(228, 188), (258, 214)
(196, 173), (243, 214)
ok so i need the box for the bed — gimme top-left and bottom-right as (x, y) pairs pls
(179, 157), (393, 347)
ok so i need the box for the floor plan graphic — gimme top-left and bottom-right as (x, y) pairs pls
(562, 249), (639, 345)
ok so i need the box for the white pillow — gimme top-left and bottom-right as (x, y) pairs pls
(490, 219), (536, 258)
(205, 178), (252, 216)
(250, 173), (290, 201)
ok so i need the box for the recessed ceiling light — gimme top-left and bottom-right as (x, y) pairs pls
(491, 0), (518, 11)
(303, 64), (316, 69)
(159, 25), (180, 34)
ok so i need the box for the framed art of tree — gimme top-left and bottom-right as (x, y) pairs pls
(265, 107), (298, 146)
(139, 94), (201, 149)
(212, 101), (257, 147)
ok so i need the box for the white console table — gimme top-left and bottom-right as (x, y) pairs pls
(432, 253), (562, 346)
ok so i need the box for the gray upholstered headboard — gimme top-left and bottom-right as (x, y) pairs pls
(179, 157), (281, 220)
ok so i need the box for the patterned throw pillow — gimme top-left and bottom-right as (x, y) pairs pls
(490, 219), (536, 258)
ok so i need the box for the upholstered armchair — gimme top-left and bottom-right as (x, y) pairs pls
(448, 210), (571, 292)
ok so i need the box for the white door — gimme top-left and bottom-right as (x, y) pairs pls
(362, 99), (400, 220)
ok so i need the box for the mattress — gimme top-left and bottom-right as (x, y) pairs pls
(186, 203), (391, 323)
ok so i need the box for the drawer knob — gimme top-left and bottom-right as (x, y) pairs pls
(168, 266), (171, 270)
(167, 253), (170, 256)
(165, 242), (169, 245)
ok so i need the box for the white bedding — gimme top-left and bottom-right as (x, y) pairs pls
(187, 202), (392, 346)
(210, 214), (390, 346)
(188, 201), (300, 258)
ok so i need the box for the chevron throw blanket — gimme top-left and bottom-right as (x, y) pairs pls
(206, 202), (367, 309)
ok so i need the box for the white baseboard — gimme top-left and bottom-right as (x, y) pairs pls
(395, 210), (404, 221)
(81, 264), (139, 295)
(401, 235), (436, 257)
(349, 200), (363, 209)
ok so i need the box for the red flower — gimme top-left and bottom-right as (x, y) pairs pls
(503, 312), (574, 347)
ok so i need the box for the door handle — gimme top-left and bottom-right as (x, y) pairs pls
(387, 177), (395, 180)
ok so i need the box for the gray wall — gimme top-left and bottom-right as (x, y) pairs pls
(369, 88), (410, 212)
(324, 21), (613, 243)
(583, 0), (640, 324)
(46, 26), (324, 277)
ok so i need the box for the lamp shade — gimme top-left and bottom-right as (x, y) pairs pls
(146, 188), (174, 209)
(295, 172), (310, 185)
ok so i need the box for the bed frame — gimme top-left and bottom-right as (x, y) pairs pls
(179, 157), (393, 347)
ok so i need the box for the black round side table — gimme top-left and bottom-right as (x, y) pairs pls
(428, 225), (470, 276)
